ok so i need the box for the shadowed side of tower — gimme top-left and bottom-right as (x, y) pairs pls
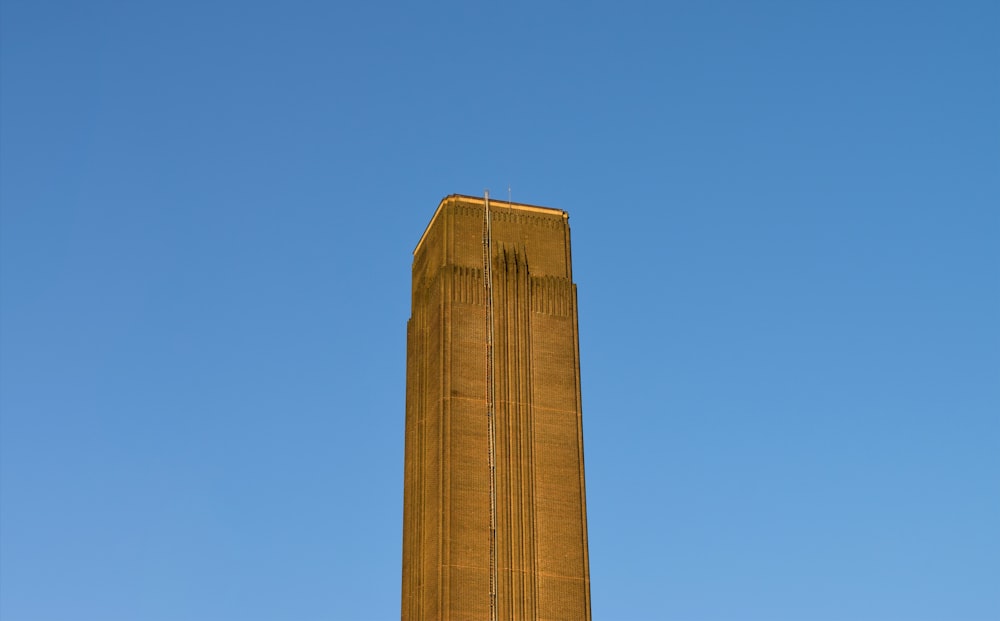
(402, 195), (591, 621)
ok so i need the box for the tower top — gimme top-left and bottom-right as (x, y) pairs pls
(414, 194), (568, 256)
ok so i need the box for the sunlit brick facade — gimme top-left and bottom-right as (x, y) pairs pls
(402, 194), (591, 620)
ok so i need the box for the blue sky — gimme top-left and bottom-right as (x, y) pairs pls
(1, 1), (997, 619)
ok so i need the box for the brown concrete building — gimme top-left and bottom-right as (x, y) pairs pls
(402, 194), (591, 621)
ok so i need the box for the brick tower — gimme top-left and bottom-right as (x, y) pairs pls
(402, 194), (591, 620)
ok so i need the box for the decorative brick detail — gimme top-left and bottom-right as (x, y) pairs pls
(450, 265), (484, 305)
(530, 276), (574, 317)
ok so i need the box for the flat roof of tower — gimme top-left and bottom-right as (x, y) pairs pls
(414, 194), (567, 255)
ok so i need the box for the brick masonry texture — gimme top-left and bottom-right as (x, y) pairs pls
(402, 195), (591, 621)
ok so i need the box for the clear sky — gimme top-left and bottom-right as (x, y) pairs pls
(1, 1), (998, 620)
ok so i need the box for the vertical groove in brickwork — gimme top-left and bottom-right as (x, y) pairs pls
(441, 271), (451, 620)
(402, 319), (416, 619)
(414, 287), (426, 619)
(416, 296), (424, 619)
(524, 265), (538, 621)
(572, 283), (592, 620)
(524, 246), (540, 619)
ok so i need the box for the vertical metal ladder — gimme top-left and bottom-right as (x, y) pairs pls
(483, 190), (499, 621)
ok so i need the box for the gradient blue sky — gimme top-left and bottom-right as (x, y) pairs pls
(2, 1), (998, 620)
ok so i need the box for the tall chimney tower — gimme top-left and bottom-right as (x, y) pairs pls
(402, 194), (591, 620)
